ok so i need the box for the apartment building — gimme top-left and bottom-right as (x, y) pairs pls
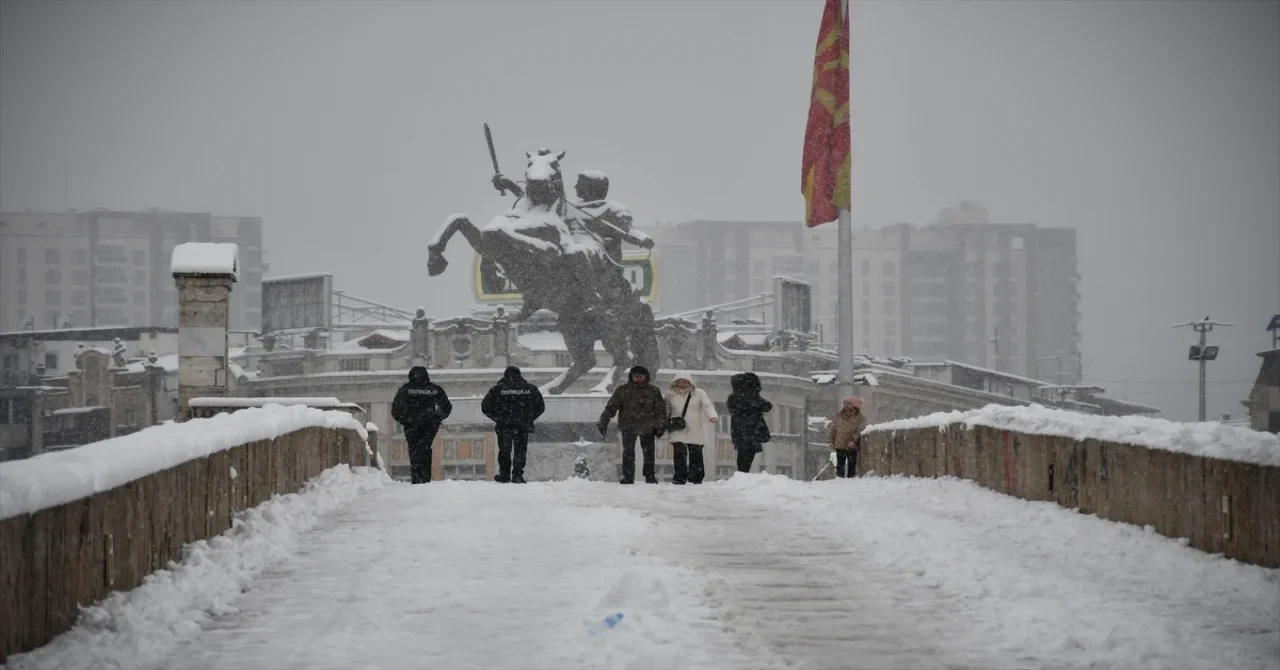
(0, 209), (265, 332)
(643, 202), (1082, 380)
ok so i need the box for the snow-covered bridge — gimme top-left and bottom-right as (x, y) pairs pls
(1, 405), (1277, 670)
(7, 468), (1279, 670)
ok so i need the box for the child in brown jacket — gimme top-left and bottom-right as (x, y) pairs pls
(828, 396), (867, 478)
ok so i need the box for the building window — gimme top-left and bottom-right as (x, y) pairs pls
(45, 249), (61, 265)
(46, 311), (59, 328)
(885, 320), (896, 336)
(861, 260), (870, 276)
(133, 249), (146, 265)
(861, 300), (870, 315)
(72, 291), (87, 306)
(883, 300), (896, 314)
(884, 340), (896, 356)
(883, 281), (896, 297)
(45, 269), (61, 285)
(883, 261), (896, 277)
(134, 270), (147, 286)
(16, 268), (25, 285)
(73, 270), (89, 286)
(861, 282), (870, 296)
(133, 290), (147, 306)
(17, 289), (25, 305)
(339, 358), (371, 372)
(44, 352), (58, 371)
(862, 320), (871, 337)
(46, 290), (61, 306)
(70, 311), (86, 326)
(73, 249), (88, 265)
(16, 247), (26, 263)
(442, 464), (487, 480)
(752, 258), (766, 276)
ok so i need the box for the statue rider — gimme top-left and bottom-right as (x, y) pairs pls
(490, 167), (650, 317)
(565, 170), (654, 305)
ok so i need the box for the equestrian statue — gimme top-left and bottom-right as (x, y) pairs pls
(426, 126), (660, 394)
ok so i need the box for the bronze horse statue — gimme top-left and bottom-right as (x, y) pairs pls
(427, 148), (659, 394)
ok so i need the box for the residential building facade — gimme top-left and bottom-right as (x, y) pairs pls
(643, 202), (1082, 380)
(0, 209), (265, 332)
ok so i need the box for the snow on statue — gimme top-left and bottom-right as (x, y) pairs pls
(427, 127), (659, 394)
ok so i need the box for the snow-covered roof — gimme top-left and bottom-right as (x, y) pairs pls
(866, 403), (1280, 467)
(122, 354), (179, 374)
(334, 329), (412, 350)
(263, 272), (333, 283)
(0, 325), (176, 340)
(170, 242), (239, 279)
(188, 397), (345, 408)
(517, 331), (605, 352)
(51, 406), (108, 416)
(909, 360), (1050, 388)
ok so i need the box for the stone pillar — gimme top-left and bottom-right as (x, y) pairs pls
(366, 423), (380, 469)
(172, 243), (238, 421)
(700, 310), (719, 371)
(144, 355), (164, 426)
(410, 307), (431, 366)
(492, 305), (510, 370)
(29, 389), (44, 457)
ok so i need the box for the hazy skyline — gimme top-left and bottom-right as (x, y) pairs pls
(2, 0), (1277, 421)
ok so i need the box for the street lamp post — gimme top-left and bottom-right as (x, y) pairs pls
(1173, 316), (1234, 422)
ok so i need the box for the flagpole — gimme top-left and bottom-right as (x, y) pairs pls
(836, 0), (855, 400)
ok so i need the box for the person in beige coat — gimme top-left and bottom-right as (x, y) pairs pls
(828, 396), (868, 478)
(666, 372), (719, 484)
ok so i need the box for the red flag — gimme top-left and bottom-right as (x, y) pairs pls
(801, 0), (851, 228)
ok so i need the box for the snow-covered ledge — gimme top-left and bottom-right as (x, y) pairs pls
(170, 242), (239, 280)
(171, 242), (239, 420)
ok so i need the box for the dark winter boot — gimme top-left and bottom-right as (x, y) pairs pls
(644, 476), (659, 484)
(512, 474), (526, 484)
(619, 478), (634, 485)
(494, 474), (510, 483)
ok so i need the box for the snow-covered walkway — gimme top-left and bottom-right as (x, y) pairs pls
(9, 470), (1279, 670)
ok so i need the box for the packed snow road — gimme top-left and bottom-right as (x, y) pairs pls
(8, 468), (1279, 670)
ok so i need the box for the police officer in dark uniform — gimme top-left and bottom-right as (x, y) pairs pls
(391, 366), (452, 484)
(481, 366), (546, 483)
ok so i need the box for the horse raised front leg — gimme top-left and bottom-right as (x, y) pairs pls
(427, 214), (482, 277)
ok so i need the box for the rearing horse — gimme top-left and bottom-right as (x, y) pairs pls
(426, 148), (657, 393)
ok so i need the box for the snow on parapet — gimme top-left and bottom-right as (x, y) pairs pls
(865, 404), (1280, 467)
(170, 242), (239, 279)
(188, 397), (344, 408)
(0, 404), (365, 520)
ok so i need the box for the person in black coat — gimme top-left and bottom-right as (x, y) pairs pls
(727, 372), (772, 473)
(391, 366), (453, 484)
(481, 366), (546, 483)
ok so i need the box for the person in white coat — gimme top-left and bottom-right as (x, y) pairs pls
(665, 372), (719, 484)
